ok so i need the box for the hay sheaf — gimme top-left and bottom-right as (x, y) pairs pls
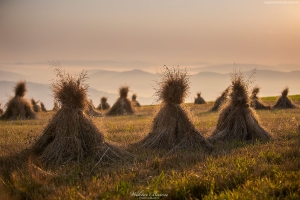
(0, 81), (36, 120)
(156, 66), (189, 104)
(210, 87), (230, 112)
(138, 103), (212, 151)
(131, 94), (141, 107)
(14, 81), (27, 97)
(31, 108), (127, 167)
(250, 87), (270, 110)
(85, 100), (102, 117)
(106, 86), (134, 116)
(31, 68), (131, 167)
(52, 101), (60, 111)
(0, 103), (4, 116)
(137, 67), (212, 152)
(273, 88), (297, 109)
(208, 70), (271, 143)
(194, 92), (206, 104)
(40, 102), (47, 112)
(31, 98), (41, 112)
(97, 97), (110, 110)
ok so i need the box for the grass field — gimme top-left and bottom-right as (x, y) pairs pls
(0, 96), (300, 199)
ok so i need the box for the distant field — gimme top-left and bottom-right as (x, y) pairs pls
(0, 98), (299, 199)
(261, 94), (300, 102)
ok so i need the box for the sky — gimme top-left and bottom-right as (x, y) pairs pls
(0, 0), (300, 72)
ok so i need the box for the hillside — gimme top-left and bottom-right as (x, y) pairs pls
(0, 68), (299, 107)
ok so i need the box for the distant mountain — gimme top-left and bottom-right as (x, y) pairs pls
(1, 69), (299, 107)
(0, 70), (27, 82)
(188, 64), (276, 74)
(88, 69), (158, 98)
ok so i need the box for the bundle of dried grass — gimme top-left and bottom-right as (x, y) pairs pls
(250, 87), (270, 110)
(0, 81), (36, 120)
(137, 66), (212, 151)
(97, 97), (110, 110)
(85, 99), (102, 117)
(194, 92), (206, 104)
(106, 86), (134, 116)
(31, 98), (41, 112)
(40, 102), (47, 112)
(208, 70), (271, 143)
(210, 87), (230, 112)
(31, 68), (131, 167)
(52, 101), (60, 111)
(273, 88), (297, 109)
(131, 94), (141, 107)
(0, 103), (3, 116)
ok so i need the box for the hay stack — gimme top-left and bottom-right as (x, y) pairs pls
(194, 92), (206, 104)
(31, 98), (41, 112)
(0, 81), (36, 120)
(40, 102), (47, 112)
(273, 88), (297, 109)
(208, 71), (271, 143)
(31, 68), (130, 167)
(85, 99), (102, 117)
(250, 87), (270, 110)
(97, 97), (110, 110)
(210, 87), (230, 112)
(106, 86), (134, 116)
(131, 94), (141, 107)
(52, 101), (60, 111)
(137, 67), (212, 151)
(0, 103), (3, 116)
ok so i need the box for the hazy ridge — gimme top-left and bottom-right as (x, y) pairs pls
(0, 67), (299, 108)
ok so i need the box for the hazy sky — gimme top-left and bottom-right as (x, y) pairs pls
(0, 1), (300, 67)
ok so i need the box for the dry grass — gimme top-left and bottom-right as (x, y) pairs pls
(136, 67), (212, 152)
(31, 98), (41, 112)
(97, 97), (110, 110)
(106, 86), (134, 116)
(210, 87), (230, 111)
(0, 96), (299, 199)
(250, 87), (271, 110)
(0, 81), (36, 120)
(209, 70), (271, 143)
(52, 101), (60, 111)
(194, 92), (206, 104)
(40, 102), (47, 112)
(273, 87), (297, 109)
(131, 94), (141, 107)
(85, 100), (102, 117)
(30, 68), (131, 168)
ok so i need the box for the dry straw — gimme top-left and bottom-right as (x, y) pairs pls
(106, 86), (134, 116)
(52, 101), (60, 111)
(208, 69), (271, 143)
(210, 87), (230, 112)
(40, 102), (47, 112)
(131, 94), (141, 107)
(31, 98), (41, 112)
(250, 87), (270, 110)
(137, 66), (212, 151)
(31, 68), (131, 167)
(85, 99), (102, 117)
(97, 97), (110, 110)
(194, 92), (206, 104)
(273, 87), (297, 109)
(0, 81), (36, 120)
(0, 103), (4, 116)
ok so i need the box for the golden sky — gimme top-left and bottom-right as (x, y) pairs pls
(0, 1), (299, 67)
